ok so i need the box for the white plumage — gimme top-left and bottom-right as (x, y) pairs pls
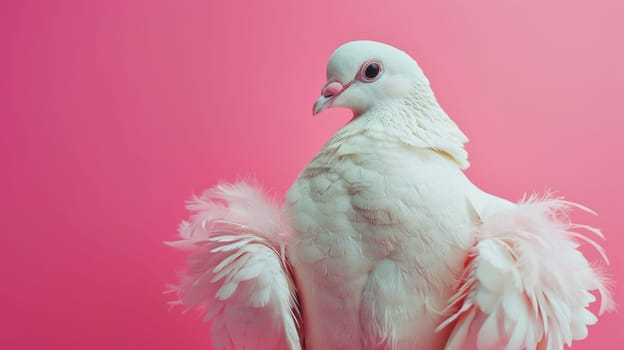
(167, 184), (301, 350)
(168, 41), (613, 350)
(438, 197), (611, 350)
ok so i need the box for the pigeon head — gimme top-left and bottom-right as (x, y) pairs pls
(313, 40), (429, 116)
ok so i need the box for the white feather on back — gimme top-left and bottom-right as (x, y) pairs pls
(438, 196), (613, 350)
(167, 182), (301, 350)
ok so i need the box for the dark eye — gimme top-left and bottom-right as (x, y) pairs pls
(365, 63), (380, 78)
(360, 61), (382, 82)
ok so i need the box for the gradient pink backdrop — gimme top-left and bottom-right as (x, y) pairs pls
(1, 0), (622, 349)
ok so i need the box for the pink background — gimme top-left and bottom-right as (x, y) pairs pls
(2, 0), (623, 349)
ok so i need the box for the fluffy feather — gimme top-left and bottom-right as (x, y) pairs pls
(438, 196), (613, 350)
(167, 182), (301, 350)
(169, 40), (613, 350)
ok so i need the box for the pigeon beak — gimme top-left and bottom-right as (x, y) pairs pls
(312, 81), (350, 115)
(312, 96), (332, 115)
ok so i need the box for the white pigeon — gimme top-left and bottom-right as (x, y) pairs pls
(167, 40), (613, 350)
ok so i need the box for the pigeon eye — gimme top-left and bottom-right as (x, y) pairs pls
(360, 61), (382, 82)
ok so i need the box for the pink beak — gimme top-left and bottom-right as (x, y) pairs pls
(312, 81), (350, 115)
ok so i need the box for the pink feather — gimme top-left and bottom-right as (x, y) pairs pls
(439, 195), (614, 350)
(166, 182), (301, 350)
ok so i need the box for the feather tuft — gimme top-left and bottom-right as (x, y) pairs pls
(439, 195), (613, 350)
(166, 182), (301, 350)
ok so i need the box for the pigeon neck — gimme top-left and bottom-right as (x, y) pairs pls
(350, 84), (470, 169)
